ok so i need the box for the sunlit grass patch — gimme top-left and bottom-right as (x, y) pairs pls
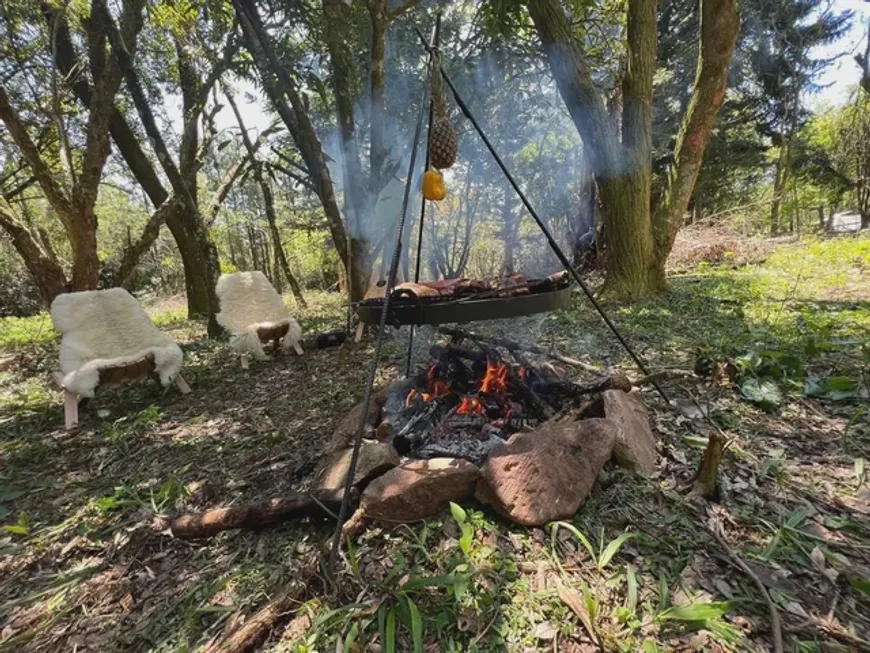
(0, 313), (57, 351)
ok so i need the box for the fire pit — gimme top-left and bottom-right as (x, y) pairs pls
(315, 329), (659, 530)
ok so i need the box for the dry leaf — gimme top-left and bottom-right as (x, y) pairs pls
(786, 601), (809, 618)
(533, 621), (556, 641)
(810, 546), (826, 573)
(556, 581), (596, 642)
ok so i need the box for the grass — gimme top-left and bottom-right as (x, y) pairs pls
(1, 236), (869, 651)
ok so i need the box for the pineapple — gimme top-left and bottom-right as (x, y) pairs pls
(428, 54), (457, 170)
(429, 117), (457, 170)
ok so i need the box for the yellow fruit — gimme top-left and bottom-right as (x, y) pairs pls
(422, 170), (446, 201)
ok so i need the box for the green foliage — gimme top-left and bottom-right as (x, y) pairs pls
(740, 378), (783, 412)
(0, 313), (57, 350)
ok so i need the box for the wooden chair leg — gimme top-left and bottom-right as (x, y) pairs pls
(175, 375), (191, 394)
(64, 389), (79, 430)
(293, 342), (304, 356)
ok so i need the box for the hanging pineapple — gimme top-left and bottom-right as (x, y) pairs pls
(428, 53), (457, 171)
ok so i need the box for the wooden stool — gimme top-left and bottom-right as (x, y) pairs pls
(63, 354), (190, 430)
(239, 323), (304, 369)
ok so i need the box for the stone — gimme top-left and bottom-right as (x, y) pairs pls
(600, 390), (658, 475)
(312, 441), (400, 492)
(475, 418), (617, 526)
(361, 458), (479, 523)
(328, 387), (389, 452)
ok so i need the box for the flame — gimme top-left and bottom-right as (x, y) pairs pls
(480, 359), (508, 395)
(457, 395), (484, 415)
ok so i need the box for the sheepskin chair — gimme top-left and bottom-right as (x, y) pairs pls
(215, 271), (303, 368)
(50, 288), (190, 430)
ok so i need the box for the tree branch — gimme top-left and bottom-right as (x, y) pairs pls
(0, 197), (68, 303)
(387, 0), (420, 21)
(205, 156), (253, 227)
(266, 161), (318, 194)
(115, 195), (179, 288)
(95, 0), (190, 204)
(78, 0), (145, 211)
(0, 83), (74, 225)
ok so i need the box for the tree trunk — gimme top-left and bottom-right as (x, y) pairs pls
(650, 0), (739, 264)
(528, 0), (738, 296)
(369, 0), (388, 194)
(69, 205), (101, 290)
(0, 200), (69, 305)
(770, 148), (788, 235)
(224, 88), (307, 309)
(502, 179), (518, 275)
(235, 1), (363, 298)
(598, 173), (661, 296)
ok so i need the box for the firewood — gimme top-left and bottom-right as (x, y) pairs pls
(201, 557), (320, 653)
(169, 489), (352, 539)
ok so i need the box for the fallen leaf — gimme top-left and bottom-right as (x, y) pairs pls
(556, 581), (596, 642)
(810, 546), (826, 573)
(713, 579), (733, 598)
(744, 561), (797, 592)
(533, 621), (556, 641)
(785, 601), (809, 619)
(120, 593), (133, 612)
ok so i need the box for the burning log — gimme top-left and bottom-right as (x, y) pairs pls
(169, 489), (351, 539)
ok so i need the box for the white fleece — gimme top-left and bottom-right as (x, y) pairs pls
(50, 288), (184, 397)
(215, 271), (302, 359)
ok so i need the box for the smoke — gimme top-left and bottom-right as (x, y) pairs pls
(322, 12), (600, 281)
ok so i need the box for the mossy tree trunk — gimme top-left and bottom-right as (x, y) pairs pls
(528, 0), (739, 298)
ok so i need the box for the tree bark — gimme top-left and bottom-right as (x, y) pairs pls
(502, 179), (518, 275)
(651, 0), (739, 269)
(528, 0), (738, 296)
(369, 0), (389, 194)
(321, 0), (374, 301)
(770, 147), (788, 235)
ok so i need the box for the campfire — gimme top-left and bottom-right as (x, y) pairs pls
(374, 338), (587, 465)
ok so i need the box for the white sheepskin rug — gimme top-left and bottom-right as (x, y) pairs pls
(215, 271), (302, 360)
(50, 288), (184, 398)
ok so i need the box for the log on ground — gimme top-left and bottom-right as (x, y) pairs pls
(170, 489), (353, 539)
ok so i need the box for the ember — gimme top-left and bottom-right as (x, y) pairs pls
(457, 396), (484, 415)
